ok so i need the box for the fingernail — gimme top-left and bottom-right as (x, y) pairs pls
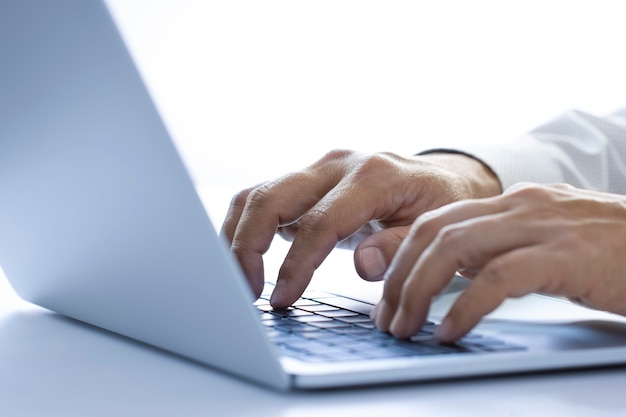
(360, 247), (387, 280)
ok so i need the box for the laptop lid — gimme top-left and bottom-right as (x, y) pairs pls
(0, 0), (289, 390)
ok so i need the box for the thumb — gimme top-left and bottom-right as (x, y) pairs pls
(353, 226), (410, 281)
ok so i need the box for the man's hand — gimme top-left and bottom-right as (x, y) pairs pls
(373, 183), (626, 342)
(220, 149), (500, 307)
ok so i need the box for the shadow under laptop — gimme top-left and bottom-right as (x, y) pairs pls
(3, 308), (626, 417)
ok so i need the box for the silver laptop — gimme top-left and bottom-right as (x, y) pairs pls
(3, 0), (626, 391)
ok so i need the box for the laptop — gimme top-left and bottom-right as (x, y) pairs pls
(3, 0), (626, 391)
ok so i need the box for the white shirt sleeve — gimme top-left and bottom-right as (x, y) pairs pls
(450, 107), (626, 193)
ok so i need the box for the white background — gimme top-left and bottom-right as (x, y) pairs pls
(105, 0), (626, 199)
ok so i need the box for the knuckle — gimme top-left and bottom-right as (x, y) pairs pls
(231, 187), (254, 208)
(506, 182), (571, 202)
(245, 183), (275, 210)
(480, 257), (509, 285)
(435, 224), (466, 247)
(406, 215), (432, 243)
(477, 257), (521, 298)
(319, 148), (356, 164)
(505, 182), (545, 199)
(549, 182), (576, 191)
(299, 208), (333, 236)
(229, 240), (253, 258)
(432, 224), (476, 266)
(307, 149), (358, 182)
(505, 181), (536, 194)
(503, 183), (565, 214)
(409, 209), (451, 244)
(413, 210), (439, 232)
(352, 153), (397, 178)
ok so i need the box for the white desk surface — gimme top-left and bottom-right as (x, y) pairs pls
(2, 233), (626, 417)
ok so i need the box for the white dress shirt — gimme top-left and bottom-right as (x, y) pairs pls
(455, 107), (626, 193)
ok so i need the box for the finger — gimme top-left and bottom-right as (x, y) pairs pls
(270, 179), (391, 307)
(353, 226), (410, 281)
(220, 185), (260, 244)
(219, 185), (263, 298)
(387, 211), (546, 339)
(435, 246), (553, 342)
(229, 171), (343, 297)
(227, 151), (367, 298)
(276, 216), (378, 244)
(375, 198), (505, 332)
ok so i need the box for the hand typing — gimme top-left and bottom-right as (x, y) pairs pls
(221, 149), (500, 308)
(373, 183), (626, 341)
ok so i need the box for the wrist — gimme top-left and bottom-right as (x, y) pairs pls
(420, 151), (503, 198)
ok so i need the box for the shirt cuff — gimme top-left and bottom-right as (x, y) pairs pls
(419, 136), (565, 191)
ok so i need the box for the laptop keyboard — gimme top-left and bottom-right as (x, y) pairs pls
(255, 288), (525, 362)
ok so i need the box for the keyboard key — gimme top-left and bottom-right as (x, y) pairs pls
(328, 327), (373, 335)
(255, 303), (273, 312)
(300, 290), (337, 299)
(268, 319), (305, 331)
(298, 331), (346, 340)
(270, 308), (313, 318)
(289, 324), (324, 333)
(336, 315), (373, 324)
(297, 304), (343, 313)
(389, 340), (457, 355)
(317, 310), (362, 318)
(309, 321), (353, 329)
(292, 315), (334, 323)
(259, 312), (275, 321)
(292, 299), (322, 307)
(316, 297), (375, 315)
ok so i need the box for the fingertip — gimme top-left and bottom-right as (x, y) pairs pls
(373, 299), (393, 333)
(389, 306), (416, 339)
(269, 278), (290, 308)
(387, 298), (432, 339)
(269, 262), (313, 308)
(434, 318), (456, 342)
